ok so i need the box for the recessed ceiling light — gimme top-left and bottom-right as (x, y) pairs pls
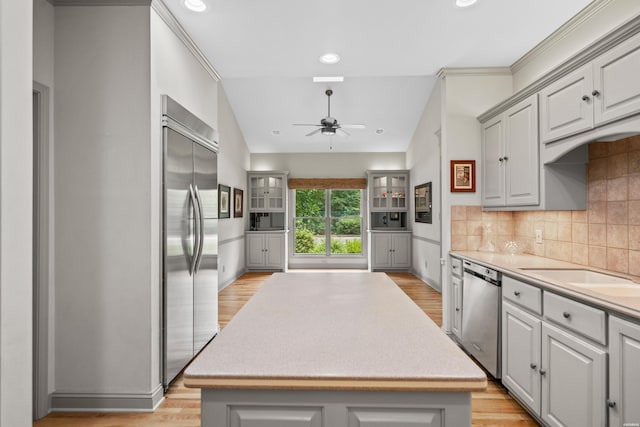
(271, 130), (280, 136)
(313, 76), (344, 83)
(375, 128), (385, 135)
(319, 53), (341, 65)
(184, 0), (206, 12)
(455, 0), (477, 7)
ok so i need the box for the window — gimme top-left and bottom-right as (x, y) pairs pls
(294, 189), (362, 255)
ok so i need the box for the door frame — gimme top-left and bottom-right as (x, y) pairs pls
(33, 81), (51, 420)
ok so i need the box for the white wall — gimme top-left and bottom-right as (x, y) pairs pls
(33, 0), (56, 397)
(513, 0), (640, 91)
(251, 152), (406, 177)
(217, 85), (250, 289)
(0, 0), (33, 425)
(406, 80), (442, 290)
(54, 5), (154, 399)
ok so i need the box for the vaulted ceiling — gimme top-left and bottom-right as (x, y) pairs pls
(164, 0), (593, 153)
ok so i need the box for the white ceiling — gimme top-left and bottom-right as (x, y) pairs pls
(164, 0), (593, 153)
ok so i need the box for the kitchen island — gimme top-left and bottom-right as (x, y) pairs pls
(184, 272), (486, 427)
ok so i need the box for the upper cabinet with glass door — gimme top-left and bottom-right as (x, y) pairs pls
(367, 171), (409, 212)
(248, 172), (288, 212)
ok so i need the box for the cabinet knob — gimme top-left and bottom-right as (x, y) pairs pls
(607, 400), (616, 408)
(455, 308), (460, 312)
(503, 156), (509, 161)
(582, 95), (590, 102)
(563, 311), (571, 319)
(498, 157), (504, 162)
(530, 363), (537, 370)
(514, 291), (521, 297)
(592, 90), (600, 97)
(539, 369), (546, 376)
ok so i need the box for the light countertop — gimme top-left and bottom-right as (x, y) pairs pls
(451, 251), (640, 320)
(184, 272), (486, 391)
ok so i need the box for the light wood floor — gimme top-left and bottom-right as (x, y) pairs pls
(34, 271), (539, 426)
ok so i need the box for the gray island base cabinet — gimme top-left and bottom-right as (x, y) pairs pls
(201, 389), (470, 427)
(609, 315), (640, 426)
(185, 272), (486, 427)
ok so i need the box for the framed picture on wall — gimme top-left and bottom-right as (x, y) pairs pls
(233, 188), (244, 218)
(450, 160), (476, 193)
(218, 184), (230, 219)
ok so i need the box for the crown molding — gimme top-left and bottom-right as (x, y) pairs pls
(511, 0), (615, 74)
(437, 67), (512, 79)
(478, 13), (640, 122)
(151, 0), (221, 82)
(49, 0), (151, 5)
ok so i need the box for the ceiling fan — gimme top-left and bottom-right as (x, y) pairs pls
(293, 89), (365, 137)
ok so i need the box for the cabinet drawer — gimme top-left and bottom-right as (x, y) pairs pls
(503, 276), (542, 315)
(451, 257), (462, 278)
(543, 292), (606, 345)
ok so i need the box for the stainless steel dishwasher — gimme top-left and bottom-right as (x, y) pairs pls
(461, 260), (501, 379)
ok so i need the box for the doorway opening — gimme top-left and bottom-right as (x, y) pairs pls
(33, 82), (50, 420)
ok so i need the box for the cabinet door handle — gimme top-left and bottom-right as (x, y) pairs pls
(539, 369), (546, 376)
(530, 363), (537, 370)
(607, 400), (616, 408)
(514, 291), (521, 297)
(582, 95), (590, 102)
(563, 311), (571, 319)
(592, 90), (600, 97)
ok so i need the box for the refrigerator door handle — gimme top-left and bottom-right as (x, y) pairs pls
(189, 184), (201, 276)
(194, 185), (205, 273)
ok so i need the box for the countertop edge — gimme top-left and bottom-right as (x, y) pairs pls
(183, 376), (488, 392)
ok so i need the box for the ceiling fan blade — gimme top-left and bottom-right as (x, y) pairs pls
(305, 128), (322, 137)
(336, 128), (350, 137)
(340, 124), (366, 129)
(293, 124), (321, 127)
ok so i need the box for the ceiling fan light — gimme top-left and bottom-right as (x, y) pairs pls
(184, 0), (206, 12)
(313, 76), (344, 83)
(455, 0), (477, 7)
(319, 53), (341, 65)
(321, 128), (336, 135)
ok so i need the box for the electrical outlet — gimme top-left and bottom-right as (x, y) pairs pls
(535, 229), (543, 244)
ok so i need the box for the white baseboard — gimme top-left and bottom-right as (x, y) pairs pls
(50, 384), (164, 412)
(219, 266), (247, 291)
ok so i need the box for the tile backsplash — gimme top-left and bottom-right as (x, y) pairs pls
(451, 135), (640, 276)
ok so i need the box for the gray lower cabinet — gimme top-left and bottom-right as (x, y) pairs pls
(502, 301), (541, 417)
(541, 322), (606, 427)
(501, 276), (607, 426)
(371, 232), (411, 270)
(246, 232), (285, 270)
(449, 256), (463, 340)
(202, 389), (471, 427)
(609, 315), (640, 426)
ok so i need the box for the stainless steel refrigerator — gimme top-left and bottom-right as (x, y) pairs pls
(162, 95), (218, 390)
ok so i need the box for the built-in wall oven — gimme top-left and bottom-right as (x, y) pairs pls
(461, 260), (502, 379)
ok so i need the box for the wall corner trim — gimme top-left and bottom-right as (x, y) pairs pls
(151, 0), (222, 82)
(511, 0), (616, 74)
(50, 385), (165, 412)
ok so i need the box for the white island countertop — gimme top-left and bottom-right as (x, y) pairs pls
(184, 272), (486, 391)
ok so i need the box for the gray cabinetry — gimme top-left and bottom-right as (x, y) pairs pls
(541, 322), (606, 427)
(370, 232), (411, 271)
(500, 275), (607, 426)
(246, 232), (285, 271)
(449, 256), (463, 340)
(540, 31), (640, 144)
(502, 301), (541, 417)
(368, 171), (409, 212)
(609, 315), (640, 427)
(481, 94), (539, 208)
(248, 172), (286, 212)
